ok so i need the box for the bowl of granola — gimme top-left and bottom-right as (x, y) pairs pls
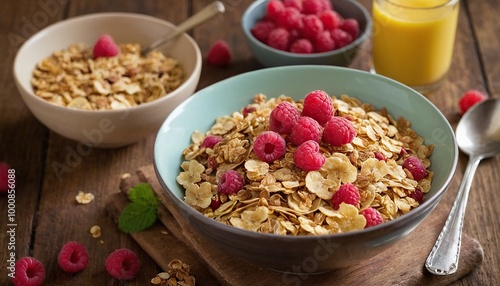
(154, 65), (458, 272)
(13, 12), (202, 148)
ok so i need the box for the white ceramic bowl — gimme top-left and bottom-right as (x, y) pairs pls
(14, 12), (202, 148)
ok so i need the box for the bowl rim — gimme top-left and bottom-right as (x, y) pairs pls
(241, 0), (373, 58)
(13, 12), (202, 115)
(153, 65), (459, 241)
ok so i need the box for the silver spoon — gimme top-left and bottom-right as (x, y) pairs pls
(425, 97), (500, 275)
(141, 1), (225, 55)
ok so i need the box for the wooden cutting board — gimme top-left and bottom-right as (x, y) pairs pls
(106, 164), (484, 286)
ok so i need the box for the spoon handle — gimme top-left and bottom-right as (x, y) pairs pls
(425, 155), (482, 275)
(142, 1), (225, 55)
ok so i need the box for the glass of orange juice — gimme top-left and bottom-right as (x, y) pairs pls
(371, 0), (460, 93)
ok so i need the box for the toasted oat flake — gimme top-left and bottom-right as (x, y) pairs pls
(90, 225), (101, 238)
(76, 191), (94, 204)
(176, 94), (434, 235)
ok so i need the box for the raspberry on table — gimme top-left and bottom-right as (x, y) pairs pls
(105, 248), (140, 280)
(269, 101), (301, 134)
(331, 183), (361, 210)
(330, 28), (353, 48)
(290, 38), (314, 53)
(293, 140), (325, 171)
(0, 162), (10, 192)
(218, 170), (245, 194)
(58, 241), (89, 273)
(290, 116), (323, 146)
(301, 14), (324, 41)
(340, 18), (360, 39)
(361, 207), (384, 228)
(11, 257), (45, 286)
(301, 90), (334, 126)
(458, 89), (487, 115)
(314, 30), (335, 52)
(93, 34), (119, 59)
(322, 116), (357, 146)
(206, 40), (232, 68)
(251, 20), (276, 43)
(403, 156), (427, 181)
(267, 27), (291, 51)
(409, 187), (425, 204)
(200, 135), (222, 149)
(253, 131), (287, 162)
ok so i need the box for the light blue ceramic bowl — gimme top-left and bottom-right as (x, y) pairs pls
(154, 66), (458, 272)
(242, 0), (372, 67)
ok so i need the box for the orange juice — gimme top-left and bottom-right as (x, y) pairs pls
(372, 0), (459, 90)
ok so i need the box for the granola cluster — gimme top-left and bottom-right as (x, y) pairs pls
(177, 93), (434, 235)
(31, 43), (184, 110)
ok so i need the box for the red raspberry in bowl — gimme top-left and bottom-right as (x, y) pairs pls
(283, 0), (303, 11)
(331, 183), (360, 210)
(315, 30), (335, 52)
(361, 207), (384, 228)
(290, 116), (323, 146)
(266, 0), (286, 21)
(403, 156), (427, 181)
(409, 187), (425, 204)
(319, 10), (342, 31)
(218, 170), (245, 194)
(330, 28), (353, 48)
(293, 140), (325, 171)
(301, 90), (334, 126)
(269, 101), (301, 134)
(458, 89), (487, 115)
(290, 38), (314, 53)
(11, 257), (45, 286)
(340, 18), (360, 39)
(58, 241), (89, 273)
(302, 0), (327, 15)
(251, 20), (276, 42)
(267, 27), (291, 51)
(93, 34), (119, 59)
(276, 7), (302, 30)
(200, 135), (222, 149)
(301, 14), (324, 41)
(322, 116), (357, 146)
(253, 131), (287, 162)
(105, 248), (140, 280)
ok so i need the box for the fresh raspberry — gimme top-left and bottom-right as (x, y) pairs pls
(340, 18), (360, 39)
(322, 117), (356, 146)
(403, 156), (427, 181)
(251, 20), (276, 43)
(458, 89), (487, 115)
(269, 102), (301, 134)
(200, 135), (222, 149)
(290, 116), (323, 146)
(331, 183), (360, 210)
(209, 194), (222, 210)
(11, 257), (45, 286)
(290, 38), (314, 53)
(293, 140), (325, 171)
(409, 187), (425, 204)
(206, 40), (232, 68)
(267, 27), (291, 51)
(0, 162), (10, 192)
(266, 0), (285, 21)
(253, 131), (287, 162)
(314, 30), (335, 52)
(301, 90), (334, 126)
(93, 34), (119, 59)
(283, 0), (303, 11)
(361, 208), (384, 228)
(105, 248), (140, 280)
(330, 28), (353, 48)
(58, 241), (89, 273)
(301, 15), (324, 41)
(318, 10), (342, 31)
(302, 0), (325, 15)
(218, 170), (245, 194)
(276, 7), (302, 30)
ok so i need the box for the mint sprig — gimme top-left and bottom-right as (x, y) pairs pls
(118, 183), (158, 233)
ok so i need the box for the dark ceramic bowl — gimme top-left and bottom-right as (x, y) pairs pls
(154, 66), (458, 273)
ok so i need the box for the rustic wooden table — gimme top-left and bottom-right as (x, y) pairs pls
(1, 0), (499, 285)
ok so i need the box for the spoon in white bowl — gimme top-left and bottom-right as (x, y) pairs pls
(425, 97), (500, 275)
(141, 1), (225, 55)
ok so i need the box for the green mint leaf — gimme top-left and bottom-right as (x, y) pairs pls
(128, 183), (157, 205)
(118, 183), (158, 233)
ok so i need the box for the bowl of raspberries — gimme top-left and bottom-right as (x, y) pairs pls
(154, 65), (458, 272)
(242, 0), (372, 67)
